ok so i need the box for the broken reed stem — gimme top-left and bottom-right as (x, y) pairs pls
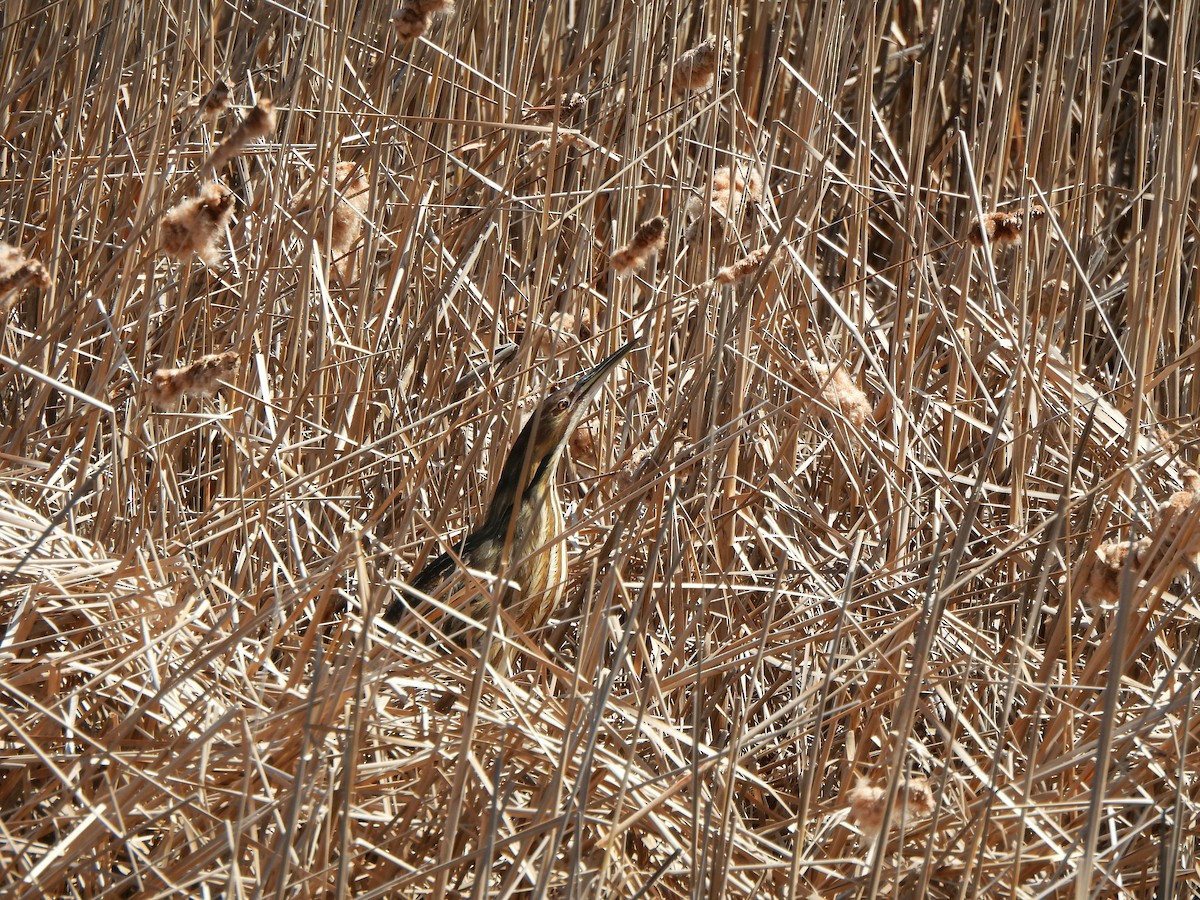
(146, 351), (240, 407)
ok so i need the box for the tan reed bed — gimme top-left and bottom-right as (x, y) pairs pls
(1, 0), (1198, 897)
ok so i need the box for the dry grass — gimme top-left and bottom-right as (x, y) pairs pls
(2, 1), (1199, 898)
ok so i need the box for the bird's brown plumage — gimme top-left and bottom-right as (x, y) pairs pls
(384, 341), (636, 656)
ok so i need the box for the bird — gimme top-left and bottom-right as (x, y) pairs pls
(383, 339), (637, 651)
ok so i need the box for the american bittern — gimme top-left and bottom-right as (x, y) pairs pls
(383, 340), (637, 643)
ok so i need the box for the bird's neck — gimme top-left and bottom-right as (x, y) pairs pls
(482, 416), (562, 537)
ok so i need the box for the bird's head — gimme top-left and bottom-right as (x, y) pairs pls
(489, 339), (638, 519)
(529, 339), (637, 458)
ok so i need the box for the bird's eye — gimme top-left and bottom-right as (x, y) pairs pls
(556, 397), (571, 411)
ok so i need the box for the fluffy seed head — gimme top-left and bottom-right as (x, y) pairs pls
(324, 161), (371, 259)
(525, 91), (586, 123)
(147, 351), (240, 407)
(967, 204), (1046, 248)
(240, 99), (276, 140)
(686, 164), (763, 243)
(715, 245), (771, 285)
(673, 37), (731, 92)
(806, 360), (872, 428)
(160, 182), (236, 264)
(1085, 471), (1200, 606)
(611, 215), (668, 274)
(711, 164), (762, 203)
(1088, 538), (1148, 606)
(535, 311), (578, 356)
(201, 79), (232, 120)
(205, 99), (277, 173)
(847, 779), (888, 836)
(847, 775), (935, 837)
(525, 131), (589, 159)
(569, 421), (598, 468)
(392, 0), (454, 40)
(0, 242), (52, 311)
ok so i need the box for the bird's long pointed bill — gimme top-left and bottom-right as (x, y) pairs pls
(570, 338), (639, 403)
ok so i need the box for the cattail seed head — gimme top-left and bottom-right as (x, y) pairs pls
(715, 245), (771, 285)
(1085, 470), (1200, 606)
(902, 776), (936, 818)
(1088, 538), (1149, 606)
(160, 182), (236, 264)
(611, 215), (668, 274)
(240, 99), (276, 140)
(569, 421), (598, 468)
(673, 37), (731, 92)
(524, 91), (586, 122)
(525, 130), (589, 160)
(806, 360), (872, 429)
(685, 164), (763, 243)
(205, 99), (277, 173)
(967, 204), (1046, 248)
(392, 0), (454, 40)
(147, 351), (240, 407)
(847, 775), (935, 837)
(0, 242), (52, 311)
(535, 311), (578, 356)
(711, 164), (762, 203)
(847, 778), (888, 836)
(324, 161), (371, 259)
(201, 79), (232, 120)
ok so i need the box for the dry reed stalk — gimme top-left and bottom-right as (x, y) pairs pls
(205, 98), (276, 173)
(611, 215), (668, 274)
(146, 351), (240, 407)
(159, 182), (236, 264)
(3, 1), (1198, 897)
(392, 0), (455, 41)
(0, 241), (51, 311)
(966, 204), (1047, 248)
